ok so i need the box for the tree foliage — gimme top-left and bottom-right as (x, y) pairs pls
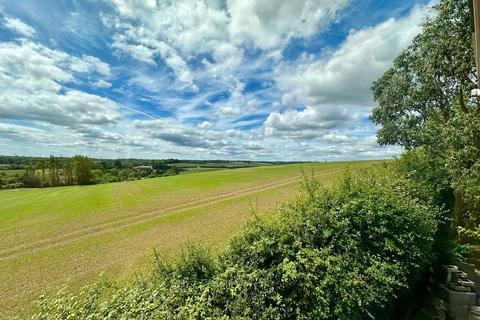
(370, 0), (475, 149)
(370, 0), (480, 238)
(72, 155), (94, 185)
(418, 107), (480, 235)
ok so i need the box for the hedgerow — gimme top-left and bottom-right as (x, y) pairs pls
(32, 167), (441, 320)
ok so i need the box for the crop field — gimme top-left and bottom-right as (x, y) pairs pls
(0, 169), (25, 176)
(0, 161), (377, 318)
(174, 161), (274, 174)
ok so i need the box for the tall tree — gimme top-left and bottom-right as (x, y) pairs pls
(371, 0), (480, 235)
(72, 155), (94, 185)
(22, 165), (41, 188)
(40, 160), (46, 186)
(370, 0), (476, 149)
(64, 160), (74, 185)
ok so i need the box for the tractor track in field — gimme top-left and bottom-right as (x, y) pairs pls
(0, 169), (345, 262)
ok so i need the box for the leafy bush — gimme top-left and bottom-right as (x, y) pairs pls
(394, 107), (480, 241)
(32, 168), (440, 320)
(0, 172), (23, 189)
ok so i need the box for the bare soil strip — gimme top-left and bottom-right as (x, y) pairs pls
(0, 169), (344, 261)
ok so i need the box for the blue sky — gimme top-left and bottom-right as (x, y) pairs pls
(0, 0), (432, 160)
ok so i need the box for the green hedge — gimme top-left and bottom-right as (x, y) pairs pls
(32, 167), (440, 320)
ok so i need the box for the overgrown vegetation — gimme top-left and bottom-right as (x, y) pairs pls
(371, 0), (480, 241)
(32, 168), (441, 319)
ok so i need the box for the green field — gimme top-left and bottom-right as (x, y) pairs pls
(0, 169), (25, 176)
(174, 161), (274, 174)
(0, 161), (376, 318)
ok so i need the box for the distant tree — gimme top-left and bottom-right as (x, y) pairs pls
(63, 160), (74, 185)
(113, 159), (122, 169)
(163, 166), (182, 176)
(39, 161), (47, 186)
(152, 160), (168, 173)
(48, 155), (61, 186)
(22, 165), (41, 188)
(0, 172), (9, 189)
(72, 155), (94, 185)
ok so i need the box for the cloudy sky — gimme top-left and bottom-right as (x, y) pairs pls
(0, 0), (432, 161)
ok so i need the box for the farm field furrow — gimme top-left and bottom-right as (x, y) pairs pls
(0, 168), (344, 261)
(0, 161), (375, 319)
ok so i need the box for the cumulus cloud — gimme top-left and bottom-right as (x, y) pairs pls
(0, 41), (120, 129)
(3, 17), (36, 37)
(92, 79), (112, 88)
(0, 90), (119, 127)
(264, 106), (355, 139)
(105, 0), (233, 91)
(104, 0), (351, 92)
(275, 4), (429, 107)
(70, 55), (111, 76)
(134, 119), (228, 149)
(133, 118), (261, 154)
(217, 106), (242, 117)
(279, 134), (401, 161)
(111, 25), (197, 90)
(227, 0), (349, 49)
(199, 121), (213, 129)
(0, 123), (50, 143)
(106, 0), (230, 55)
(263, 4), (430, 142)
(321, 133), (352, 144)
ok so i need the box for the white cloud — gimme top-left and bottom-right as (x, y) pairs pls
(217, 106), (242, 117)
(104, 0), (350, 92)
(92, 79), (112, 88)
(4, 17), (36, 37)
(0, 41), (72, 92)
(134, 118), (224, 149)
(111, 25), (197, 90)
(128, 72), (170, 92)
(272, 134), (401, 161)
(0, 123), (50, 143)
(111, 38), (155, 64)
(199, 121), (213, 129)
(275, 4), (429, 108)
(0, 41), (120, 128)
(107, 0), (230, 55)
(70, 55), (111, 76)
(264, 4), (430, 142)
(227, 0), (349, 49)
(0, 89), (120, 127)
(133, 118), (260, 153)
(321, 133), (352, 144)
(264, 105), (354, 139)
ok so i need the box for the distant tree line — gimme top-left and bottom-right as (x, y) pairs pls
(0, 155), (296, 170)
(0, 155), (182, 189)
(0, 156), (296, 190)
